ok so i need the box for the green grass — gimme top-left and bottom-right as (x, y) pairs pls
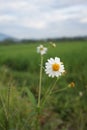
(0, 40), (87, 130)
(0, 41), (87, 88)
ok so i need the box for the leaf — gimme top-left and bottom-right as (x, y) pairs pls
(23, 87), (37, 106)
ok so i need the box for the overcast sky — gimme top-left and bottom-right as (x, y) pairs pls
(0, 0), (87, 39)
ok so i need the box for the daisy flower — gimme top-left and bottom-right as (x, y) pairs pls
(79, 91), (83, 97)
(45, 57), (65, 78)
(37, 45), (47, 55)
(68, 82), (75, 88)
(49, 42), (56, 47)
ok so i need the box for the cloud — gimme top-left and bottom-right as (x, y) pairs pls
(80, 18), (87, 23)
(20, 20), (46, 29)
(0, 14), (17, 23)
(0, 0), (87, 38)
(53, 0), (87, 7)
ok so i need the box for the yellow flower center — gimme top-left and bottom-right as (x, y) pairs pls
(52, 63), (60, 71)
(68, 82), (75, 88)
(40, 47), (44, 51)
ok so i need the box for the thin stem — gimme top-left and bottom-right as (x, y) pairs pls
(0, 94), (8, 121)
(0, 122), (5, 130)
(5, 83), (11, 130)
(37, 55), (43, 108)
(35, 110), (40, 130)
(7, 84), (11, 130)
(0, 94), (8, 130)
(36, 55), (43, 130)
(52, 87), (68, 94)
(42, 78), (58, 107)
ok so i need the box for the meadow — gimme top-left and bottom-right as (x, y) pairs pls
(0, 40), (87, 130)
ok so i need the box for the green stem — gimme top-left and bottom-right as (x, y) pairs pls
(37, 55), (43, 108)
(6, 83), (11, 130)
(42, 78), (58, 107)
(52, 87), (68, 94)
(36, 107), (40, 130)
(36, 55), (43, 130)
(7, 85), (11, 130)
(0, 95), (8, 130)
(0, 95), (8, 120)
(0, 122), (5, 130)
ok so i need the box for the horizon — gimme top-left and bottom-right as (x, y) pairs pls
(0, 0), (87, 39)
(0, 32), (87, 41)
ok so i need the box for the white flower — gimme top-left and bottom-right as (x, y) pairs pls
(79, 92), (83, 97)
(45, 57), (65, 78)
(37, 45), (47, 55)
(52, 43), (56, 47)
(49, 42), (56, 47)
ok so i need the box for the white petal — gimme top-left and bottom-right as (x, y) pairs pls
(45, 57), (65, 78)
(55, 57), (60, 62)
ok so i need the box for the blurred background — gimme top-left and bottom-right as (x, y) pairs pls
(0, 0), (87, 130)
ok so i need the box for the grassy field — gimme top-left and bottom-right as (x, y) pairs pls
(0, 40), (87, 130)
